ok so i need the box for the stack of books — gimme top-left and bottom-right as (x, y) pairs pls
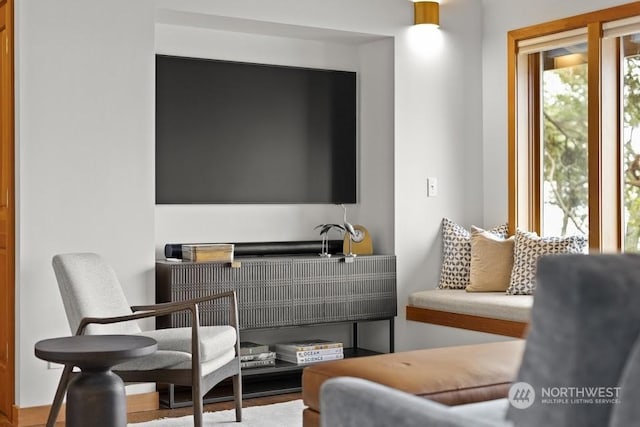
(239, 341), (276, 369)
(182, 243), (234, 263)
(275, 339), (344, 365)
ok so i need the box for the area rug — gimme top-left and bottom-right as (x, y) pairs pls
(129, 400), (303, 427)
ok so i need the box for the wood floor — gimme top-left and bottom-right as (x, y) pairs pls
(27, 392), (301, 427)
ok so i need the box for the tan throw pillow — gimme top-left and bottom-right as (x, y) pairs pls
(467, 226), (514, 292)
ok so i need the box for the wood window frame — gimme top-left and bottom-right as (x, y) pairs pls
(507, 2), (640, 252)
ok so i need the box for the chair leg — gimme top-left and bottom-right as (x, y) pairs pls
(232, 373), (242, 422)
(47, 365), (74, 427)
(192, 378), (203, 427)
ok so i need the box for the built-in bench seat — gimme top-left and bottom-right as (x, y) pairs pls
(406, 289), (533, 338)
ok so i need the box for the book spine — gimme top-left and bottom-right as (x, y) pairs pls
(240, 346), (270, 356)
(240, 351), (276, 362)
(188, 253), (233, 263)
(276, 342), (343, 352)
(276, 348), (343, 357)
(278, 353), (344, 364)
(241, 359), (276, 368)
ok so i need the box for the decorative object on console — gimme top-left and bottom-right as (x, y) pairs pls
(315, 224), (346, 257)
(466, 226), (515, 292)
(438, 218), (509, 290)
(340, 204), (373, 257)
(342, 225), (373, 256)
(506, 230), (587, 295)
(315, 205), (373, 258)
(181, 243), (234, 263)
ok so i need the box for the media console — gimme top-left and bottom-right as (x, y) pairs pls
(155, 254), (397, 407)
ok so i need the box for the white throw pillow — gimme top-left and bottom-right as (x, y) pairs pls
(506, 230), (587, 295)
(438, 218), (509, 289)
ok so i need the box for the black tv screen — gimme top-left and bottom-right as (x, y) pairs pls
(155, 55), (357, 204)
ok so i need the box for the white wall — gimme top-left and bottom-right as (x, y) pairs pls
(394, 0), (495, 351)
(481, 0), (633, 225)
(16, 0), (155, 407)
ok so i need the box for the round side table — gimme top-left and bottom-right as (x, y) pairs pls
(35, 335), (157, 427)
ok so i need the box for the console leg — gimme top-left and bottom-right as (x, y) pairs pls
(389, 318), (395, 353)
(352, 323), (358, 350)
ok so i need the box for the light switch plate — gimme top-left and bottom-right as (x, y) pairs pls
(427, 177), (438, 197)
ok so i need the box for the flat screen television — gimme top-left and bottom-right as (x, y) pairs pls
(155, 55), (357, 204)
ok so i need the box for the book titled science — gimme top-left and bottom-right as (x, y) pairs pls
(277, 352), (344, 365)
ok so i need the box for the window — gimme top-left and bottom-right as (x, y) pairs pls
(540, 44), (589, 238)
(508, 2), (640, 252)
(622, 33), (640, 252)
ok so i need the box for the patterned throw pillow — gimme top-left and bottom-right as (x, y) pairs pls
(438, 218), (509, 289)
(506, 230), (587, 295)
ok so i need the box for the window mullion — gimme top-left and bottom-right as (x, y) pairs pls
(587, 22), (604, 252)
(528, 54), (542, 235)
(588, 22), (622, 252)
(601, 35), (622, 252)
(508, 33), (518, 236)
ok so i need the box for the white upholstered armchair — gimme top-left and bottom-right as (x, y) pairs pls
(48, 253), (242, 427)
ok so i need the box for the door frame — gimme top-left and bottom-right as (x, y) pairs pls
(0, 0), (15, 422)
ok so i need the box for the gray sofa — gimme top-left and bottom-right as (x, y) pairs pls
(320, 254), (640, 427)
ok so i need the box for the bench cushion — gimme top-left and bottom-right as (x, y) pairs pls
(408, 289), (533, 323)
(302, 340), (525, 416)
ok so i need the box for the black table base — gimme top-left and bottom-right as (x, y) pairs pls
(66, 370), (126, 427)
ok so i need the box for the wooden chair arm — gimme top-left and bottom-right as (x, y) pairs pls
(130, 291), (236, 313)
(75, 291), (239, 335)
(76, 291), (241, 390)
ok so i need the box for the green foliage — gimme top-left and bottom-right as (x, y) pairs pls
(542, 64), (589, 235)
(623, 55), (640, 252)
(541, 51), (640, 251)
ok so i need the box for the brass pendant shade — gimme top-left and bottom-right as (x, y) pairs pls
(414, 1), (439, 27)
